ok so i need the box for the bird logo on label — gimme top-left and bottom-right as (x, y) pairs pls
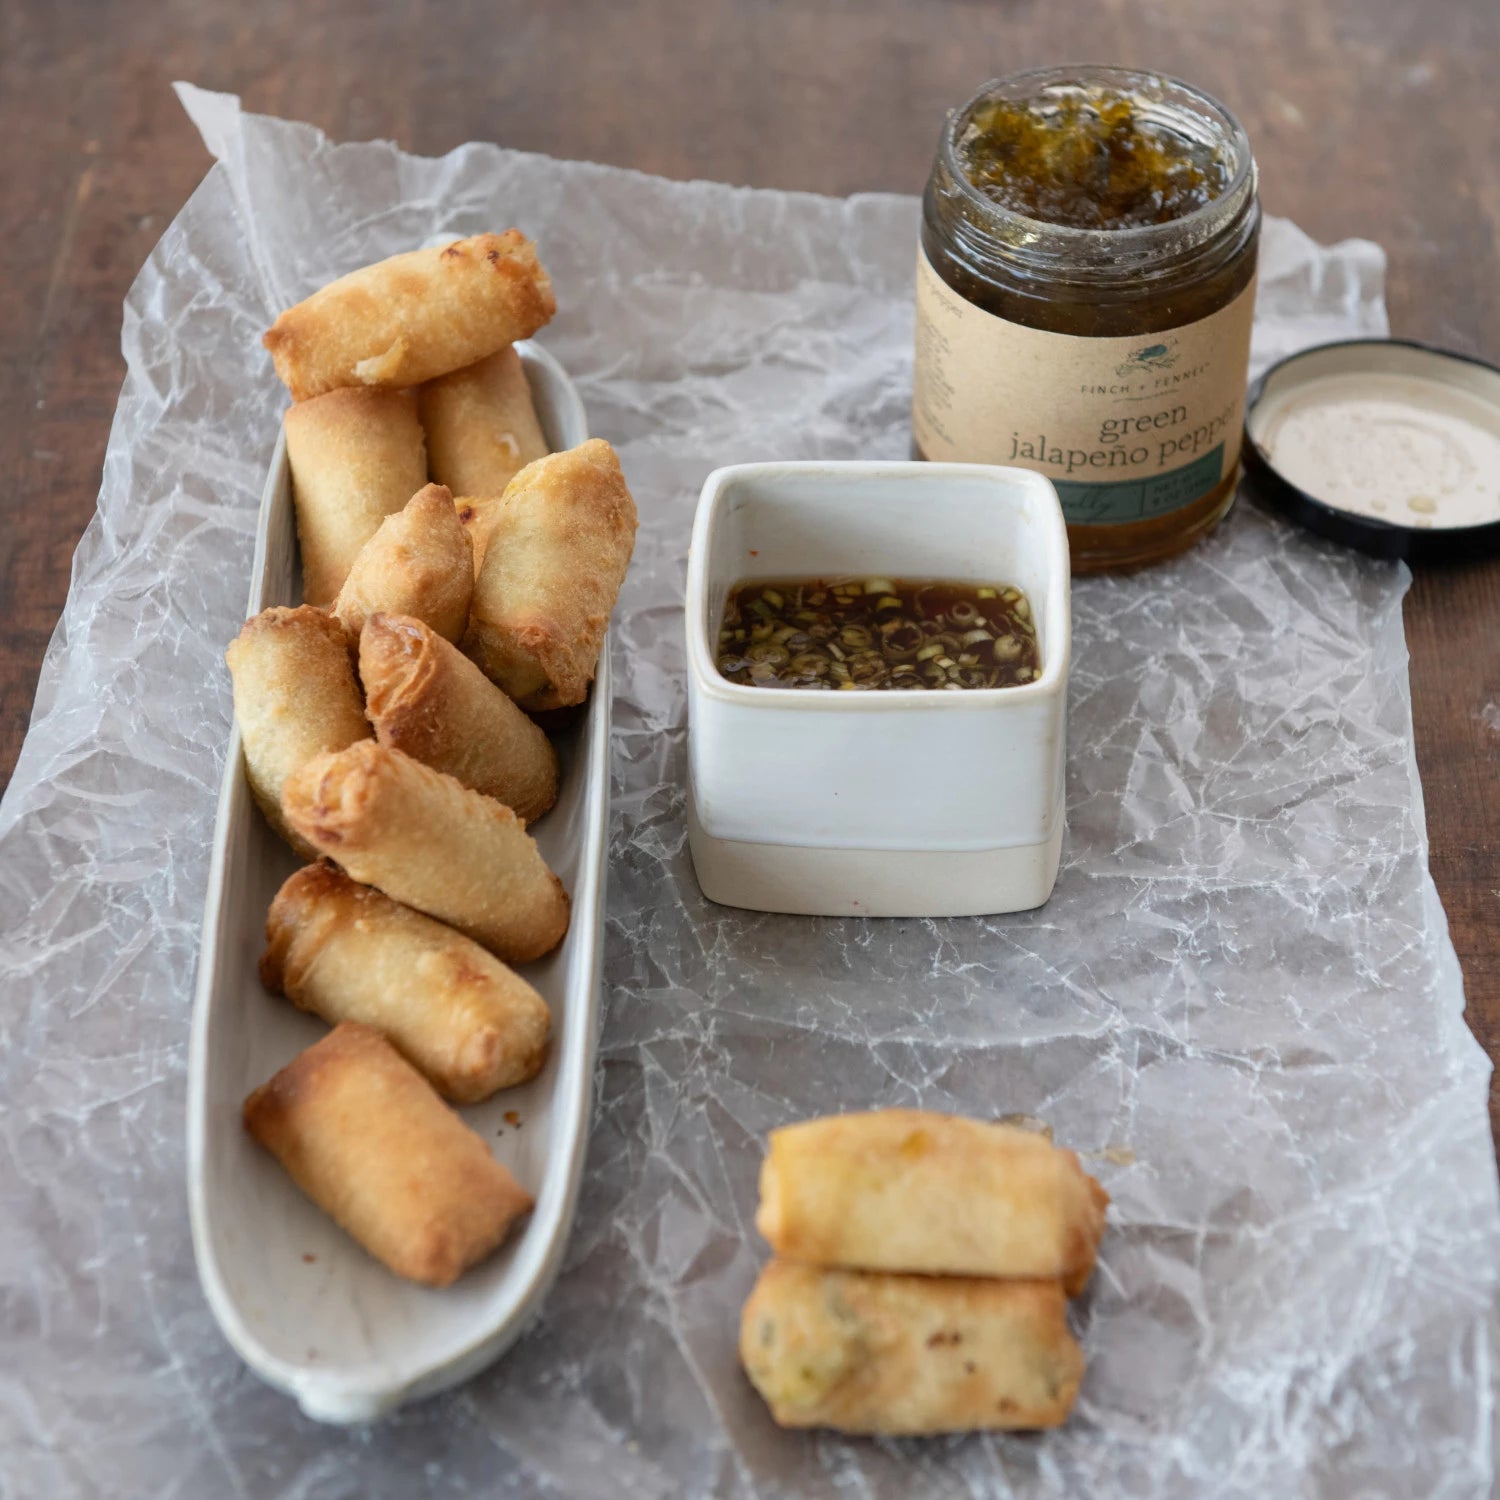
(1116, 340), (1179, 378)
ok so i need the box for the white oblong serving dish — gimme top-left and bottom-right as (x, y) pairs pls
(685, 461), (1070, 919)
(188, 343), (606, 1424)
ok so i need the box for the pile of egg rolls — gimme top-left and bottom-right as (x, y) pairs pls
(740, 1110), (1108, 1434)
(225, 235), (637, 1288)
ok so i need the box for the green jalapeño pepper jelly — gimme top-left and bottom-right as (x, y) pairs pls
(914, 68), (1260, 572)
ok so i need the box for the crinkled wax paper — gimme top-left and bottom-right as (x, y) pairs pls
(1, 83), (1496, 1499)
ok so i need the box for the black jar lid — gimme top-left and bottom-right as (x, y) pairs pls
(1242, 339), (1500, 563)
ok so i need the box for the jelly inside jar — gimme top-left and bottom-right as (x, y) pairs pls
(957, 87), (1232, 230)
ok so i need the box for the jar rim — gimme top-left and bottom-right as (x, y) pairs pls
(939, 64), (1256, 254)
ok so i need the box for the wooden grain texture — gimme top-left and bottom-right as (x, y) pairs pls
(3, 0), (1498, 1125)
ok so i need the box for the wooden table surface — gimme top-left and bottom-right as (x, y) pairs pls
(4, 0), (1497, 1124)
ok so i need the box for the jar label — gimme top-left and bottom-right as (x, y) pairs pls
(913, 248), (1258, 526)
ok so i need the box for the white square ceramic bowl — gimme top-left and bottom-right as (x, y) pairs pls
(685, 461), (1070, 918)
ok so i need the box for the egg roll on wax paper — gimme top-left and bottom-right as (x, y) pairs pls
(244, 1022), (533, 1287)
(360, 613), (559, 823)
(463, 439), (638, 711)
(740, 1261), (1084, 1434)
(283, 386), (428, 606)
(264, 232), (555, 402)
(280, 742), (569, 963)
(261, 864), (551, 1103)
(225, 606), (371, 857)
(331, 484), (473, 645)
(757, 1109), (1108, 1294)
(420, 346), (549, 499)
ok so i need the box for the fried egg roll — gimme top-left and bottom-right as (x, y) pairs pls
(360, 613), (559, 822)
(280, 742), (570, 963)
(757, 1110), (1109, 1295)
(263, 233), (556, 402)
(420, 346), (549, 498)
(225, 606), (371, 857)
(740, 1262), (1084, 1434)
(283, 387), (428, 606)
(331, 483), (473, 646)
(462, 439), (638, 711)
(244, 1022), (533, 1287)
(261, 864), (551, 1103)
(454, 494), (506, 577)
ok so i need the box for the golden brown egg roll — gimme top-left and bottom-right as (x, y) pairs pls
(462, 439), (638, 711)
(740, 1261), (1084, 1434)
(225, 606), (371, 857)
(331, 483), (473, 646)
(420, 346), (549, 499)
(359, 613), (559, 822)
(263, 233), (556, 402)
(261, 864), (551, 1103)
(757, 1110), (1109, 1294)
(283, 387), (428, 606)
(454, 494), (507, 578)
(244, 1022), (533, 1287)
(280, 742), (570, 963)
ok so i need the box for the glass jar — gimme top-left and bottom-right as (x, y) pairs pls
(913, 67), (1260, 572)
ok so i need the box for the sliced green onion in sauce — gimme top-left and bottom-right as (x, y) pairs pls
(716, 577), (1040, 692)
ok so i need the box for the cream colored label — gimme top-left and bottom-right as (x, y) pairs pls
(914, 248), (1257, 525)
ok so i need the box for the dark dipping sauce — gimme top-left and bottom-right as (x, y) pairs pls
(716, 577), (1040, 691)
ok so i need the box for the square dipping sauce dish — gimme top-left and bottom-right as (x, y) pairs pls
(684, 461), (1070, 918)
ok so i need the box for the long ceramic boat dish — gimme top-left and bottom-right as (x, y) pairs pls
(188, 343), (606, 1424)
